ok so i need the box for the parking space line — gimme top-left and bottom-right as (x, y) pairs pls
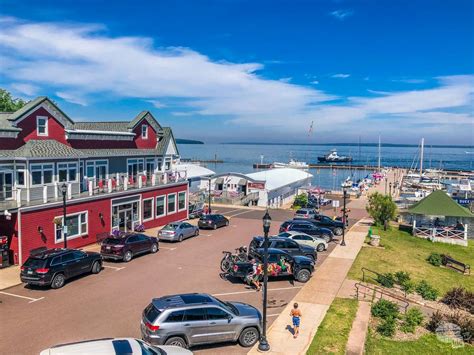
(200, 233), (213, 237)
(226, 210), (255, 218)
(268, 314), (281, 317)
(0, 291), (45, 303)
(159, 246), (177, 250)
(102, 265), (125, 271)
(220, 208), (244, 215)
(212, 286), (302, 297)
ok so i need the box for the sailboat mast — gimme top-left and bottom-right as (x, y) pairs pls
(420, 138), (424, 179)
(378, 135), (381, 172)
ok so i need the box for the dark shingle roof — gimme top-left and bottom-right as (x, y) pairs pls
(6, 97), (48, 121)
(129, 111), (162, 133)
(156, 127), (179, 155)
(76, 148), (161, 157)
(0, 113), (21, 132)
(73, 121), (131, 132)
(7, 140), (85, 158)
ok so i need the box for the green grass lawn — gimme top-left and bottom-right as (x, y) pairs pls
(347, 226), (474, 295)
(307, 298), (359, 355)
(366, 330), (473, 354)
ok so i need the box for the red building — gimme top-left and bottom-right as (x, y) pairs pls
(0, 97), (188, 265)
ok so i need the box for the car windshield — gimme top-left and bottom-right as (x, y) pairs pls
(278, 232), (291, 238)
(213, 297), (238, 315)
(144, 303), (162, 323)
(162, 224), (179, 230)
(296, 210), (307, 214)
(103, 238), (124, 245)
(23, 258), (46, 268)
(136, 339), (163, 355)
(200, 215), (212, 220)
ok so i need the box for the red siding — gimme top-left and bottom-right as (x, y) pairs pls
(68, 139), (136, 149)
(0, 214), (19, 265)
(133, 118), (157, 149)
(16, 183), (187, 264)
(16, 107), (69, 146)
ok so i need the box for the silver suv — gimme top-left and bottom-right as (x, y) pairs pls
(141, 293), (262, 349)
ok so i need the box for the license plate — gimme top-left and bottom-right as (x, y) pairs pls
(106, 246), (111, 250)
(27, 270), (33, 275)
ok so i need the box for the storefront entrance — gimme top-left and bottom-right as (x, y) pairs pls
(112, 198), (140, 233)
(0, 171), (13, 200)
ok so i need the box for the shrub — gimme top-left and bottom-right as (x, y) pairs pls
(416, 280), (439, 301)
(377, 317), (397, 337)
(427, 252), (442, 267)
(442, 287), (474, 314)
(401, 280), (415, 294)
(394, 271), (411, 285)
(458, 316), (474, 344)
(371, 299), (400, 320)
(427, 311), (444, 332)
(400, 308), (424, 333)
(366, 192), (397, 229)
(376, 272), (395, 288)
(293, 193), (308, 208)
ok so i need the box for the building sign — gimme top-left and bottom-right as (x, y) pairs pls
(332, 200), (340, 208)
(248, 182), (265, 189)
(453, 197), (472, 206)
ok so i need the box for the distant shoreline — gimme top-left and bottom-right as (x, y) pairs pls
(176, 138), (204, 144)
(217, 142), (473, 149)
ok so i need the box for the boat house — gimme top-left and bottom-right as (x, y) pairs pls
(0, 97), (189, 265)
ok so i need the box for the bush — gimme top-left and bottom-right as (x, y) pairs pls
(377, 317), (397, 337)
(416, 280), (439, 301)
(376, 272), (395, 288)
(427, 311), (444, 332)
(400, 308), (424, 333)
(394, 271), (411, 285)
(371, 299), (400, 320)
(293, 193), (308, 208)
(401, 280), (415, 294)
(458, 316), (474, 344)
(427, 252), (442, 267)
(442, 287), (474, 314)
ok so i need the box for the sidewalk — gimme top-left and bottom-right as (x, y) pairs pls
(248, 219), (371, 355)
(0, 265), (21, 290)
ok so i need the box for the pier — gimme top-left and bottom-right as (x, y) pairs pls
(253, 163), (382, 170)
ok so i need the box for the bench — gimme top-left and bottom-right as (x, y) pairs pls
(442, 254), (471, 275)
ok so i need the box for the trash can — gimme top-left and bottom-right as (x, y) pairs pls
(0, 249), (10, 268)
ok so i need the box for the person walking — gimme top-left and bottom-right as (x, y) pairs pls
(290, 302), (302, 338)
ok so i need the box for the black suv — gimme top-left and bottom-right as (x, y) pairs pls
(20, 248), (102, 289)
(249, 236), (317, 261)
(198, 214), (229, 229)
(279, 220), (334, 242)
(295, 214), (345, 236)
(101, 233), (159, 262)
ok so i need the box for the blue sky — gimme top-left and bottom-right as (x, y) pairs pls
(0, 0), (473, 144)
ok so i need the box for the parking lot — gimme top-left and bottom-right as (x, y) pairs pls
(0, 206), (343, 355)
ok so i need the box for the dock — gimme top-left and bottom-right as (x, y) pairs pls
(181, 158), (224, 164)
(253, 163), (382, 170)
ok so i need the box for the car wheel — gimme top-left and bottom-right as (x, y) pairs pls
(322, 234), (331, 243)
(165, 336), (187, 348)
(317, 243), (325, 252)
(334, 227), (343, 236)
(123, 250), (133, 262)
(305, 254), (315, 261)
(225, 220), (229, 226)
(51, 273), (65, 289)
(239, 327), (259, 347)
(91, 261), (102, 274)
(213, 224), (217, 230)
(194, 229), (199, 236)
(151, 243), (158, 253)
(296, 269), (311, 283)
(178, 234), (183, 242)
(220, 258), (231, 273)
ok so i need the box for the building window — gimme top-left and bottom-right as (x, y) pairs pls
(31, 164), (54, 185)
(58, 162), (78, 182)
(145, 158), (155, 177)
(178, 191), (186, 211)
(143, 198), (154, 221)
(55, 212), (88, 242)
(36, 116), (48, 136)
(127, 158), (144, 179)
(156, 195), (166, 217)
(168, 193), (176, 214)
(142, 124), (148, 139)
(15, 164), (26, 187)
(86, 160), (108, 181)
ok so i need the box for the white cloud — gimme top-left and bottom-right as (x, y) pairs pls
(392, 79), (426, 84)
(332, 73), (350, 78)
(310, 80), (319, 85)
(330, 10), (354, 20)
(10, 82), (39, 96)
(0, 17), (473, 143)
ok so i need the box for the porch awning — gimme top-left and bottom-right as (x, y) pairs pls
(215, 177), (224, 184)
(238, 178), (247, 186)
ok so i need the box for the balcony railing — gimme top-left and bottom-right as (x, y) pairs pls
(0, 171), (187, 210)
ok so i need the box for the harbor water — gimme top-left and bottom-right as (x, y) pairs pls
(178, 143), (473, 190)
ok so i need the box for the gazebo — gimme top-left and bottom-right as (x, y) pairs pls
(407, 190), (474, 246)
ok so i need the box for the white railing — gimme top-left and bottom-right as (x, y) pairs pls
(413, 226), (466, 241)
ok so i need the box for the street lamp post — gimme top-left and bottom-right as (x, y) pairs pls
(61, 183), (68, 248)
(208, 178), (212, 214)
(384, 177), (388, 195)
(341, 188), (347, 246)
(258, 210), (272, 352)
(389, 182), (392, 197)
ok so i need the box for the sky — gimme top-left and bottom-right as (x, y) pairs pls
(0, 0), (473, 145)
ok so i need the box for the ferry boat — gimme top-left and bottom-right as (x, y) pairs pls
(318, 149), (353, 163)
(272, 159), (309, 169)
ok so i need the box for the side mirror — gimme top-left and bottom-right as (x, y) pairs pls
(227, 314), (233, 322)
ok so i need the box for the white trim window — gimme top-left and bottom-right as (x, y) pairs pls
(156, 195), (166, 217)
(57, 162), (78, 183)
(143, 198), (154, 221)
(55, 211), (88, 243)
(142, 124), (148, 139)
(178, 191), (186, 211)
(36, 116), (48, 136)
(15, 164), (26, 187)
(167, 193), (176, 214)
(86, 160), (108, 180)
(31, 163), (54, 185)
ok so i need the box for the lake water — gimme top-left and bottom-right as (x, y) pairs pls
(178, 143), (473, 190)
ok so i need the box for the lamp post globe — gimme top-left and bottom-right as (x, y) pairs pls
(258, 210), (272, 352)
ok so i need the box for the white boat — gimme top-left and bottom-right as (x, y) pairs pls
(272, 159), (309, 169)
(341, 176), (353, 188)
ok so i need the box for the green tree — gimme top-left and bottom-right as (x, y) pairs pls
(0, 89), (27, 112)
(293, 193), (308, 208)
(366, 192), (397, 230)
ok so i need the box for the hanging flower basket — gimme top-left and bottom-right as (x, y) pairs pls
(53, 217), (63, 226)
